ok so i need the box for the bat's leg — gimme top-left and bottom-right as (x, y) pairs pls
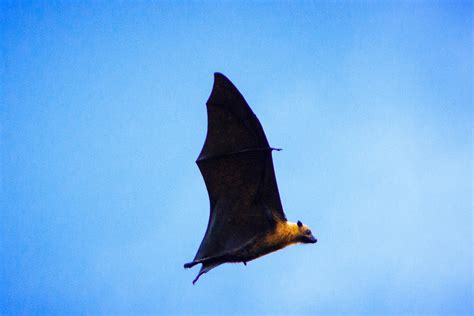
(243, 261), (247, 266)
(185, 250), (242, 270)
(183, 256), (213, 268)
(184, 256), (220, 269)
(184, 252), (233, 269)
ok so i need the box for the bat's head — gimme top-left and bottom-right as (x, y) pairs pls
(296, 220), (317, 244)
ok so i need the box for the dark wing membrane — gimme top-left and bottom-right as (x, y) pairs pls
(194, 73), (286, 260)
(196, 151), (275, 259)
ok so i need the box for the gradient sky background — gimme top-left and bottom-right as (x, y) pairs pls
(1, 1), (472, 315)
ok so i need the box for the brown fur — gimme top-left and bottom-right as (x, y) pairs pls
(185, 220), (316, 284)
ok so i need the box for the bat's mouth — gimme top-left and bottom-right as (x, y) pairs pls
(308, 236), (317, 244)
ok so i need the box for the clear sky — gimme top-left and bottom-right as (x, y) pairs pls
(1, 1), (472, 315)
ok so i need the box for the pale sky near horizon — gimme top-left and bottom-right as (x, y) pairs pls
(1, 1), (472, 315)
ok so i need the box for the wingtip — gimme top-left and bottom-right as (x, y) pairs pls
(213, 72), (230, 85)
(207, 72), (240, 105)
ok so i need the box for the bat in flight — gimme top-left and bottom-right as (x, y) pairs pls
(184, 73), (317, 284)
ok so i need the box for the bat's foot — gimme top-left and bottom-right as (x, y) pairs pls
(184, 261), (198, 269)
(243, 261), (247, 266)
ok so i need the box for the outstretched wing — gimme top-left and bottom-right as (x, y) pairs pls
(194, 73), (286, 261)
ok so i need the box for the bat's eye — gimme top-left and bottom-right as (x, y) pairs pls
(305, 230), (312, 235)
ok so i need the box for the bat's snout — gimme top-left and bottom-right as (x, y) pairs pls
(302, 234), (317, 244)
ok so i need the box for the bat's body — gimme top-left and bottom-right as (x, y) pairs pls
(185, 73), (317, 284)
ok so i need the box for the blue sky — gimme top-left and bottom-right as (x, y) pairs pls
(1, 1), (472, 315)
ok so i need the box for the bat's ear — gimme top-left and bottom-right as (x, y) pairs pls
(297, 220), (302, 227)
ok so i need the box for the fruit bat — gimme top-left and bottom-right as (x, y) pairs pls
(184, 73), (317, 284)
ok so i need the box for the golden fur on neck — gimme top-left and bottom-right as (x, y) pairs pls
(264, 221), (307, 250)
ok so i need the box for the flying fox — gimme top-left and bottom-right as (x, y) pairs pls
(184, 73), (317, 284)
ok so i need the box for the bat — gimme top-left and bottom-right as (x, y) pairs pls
(184, 73), (317, 284)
